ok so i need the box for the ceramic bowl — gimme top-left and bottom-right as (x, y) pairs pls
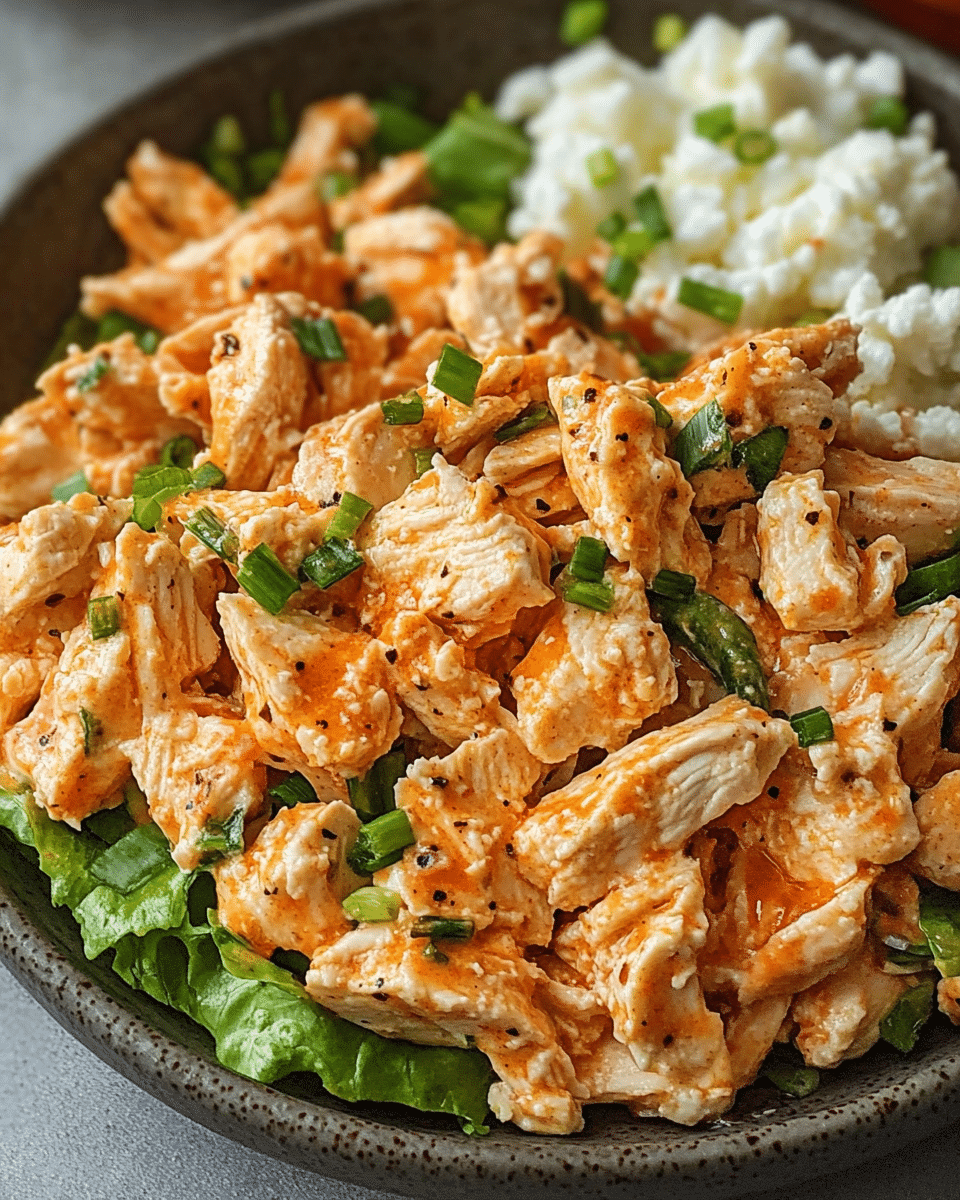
(2, 1), (960, 1195)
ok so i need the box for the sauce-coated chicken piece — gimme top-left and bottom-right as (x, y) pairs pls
(909, 771), (960, 890)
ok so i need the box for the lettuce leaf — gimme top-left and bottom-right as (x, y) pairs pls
(0, 785), (493, 1130)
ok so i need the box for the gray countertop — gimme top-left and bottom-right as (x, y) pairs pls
(0, 2), (958, 1197)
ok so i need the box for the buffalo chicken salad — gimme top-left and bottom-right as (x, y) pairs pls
(2, 5), (960, 1136)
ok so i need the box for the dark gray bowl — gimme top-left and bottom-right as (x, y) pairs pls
(2, 0), (960, 1195)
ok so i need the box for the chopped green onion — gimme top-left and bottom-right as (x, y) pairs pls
(44, 310), (98, 368)
(381, 391), (424, 425)
(733, 129), (778, 165)
(51, 470), (92, 503)
(423, 940), (449, 963)
(347, 748), (406, 823)
(371, 99), (439, 154)
(693, 103), (736, 143)
(196, 806), (246, 864)
(586, 147), (619, 188)
(412, 447), (439, 478)
(603, 254), (639, 300)
(653, 13), (687, 52)
(559, 575), (615, 612)
(346, 808), (416, 874)
(612, 229), (654, 260)
(210, 114), (246, 157)
(355, 294), (394, 326)
(76, 355), (110, 394)
(96, 310), (161, 354)
(269, 88), (291, 148)
(632, 185), (672, 245)
(677, 278), (743, 324)
(880, 979), (936, 1052)
(650, 569), (696, 601)
(300, 537), (365, 589)
(447, 196), (509, 244)
(132, 463), (191, 498)
(732, 425), (789, 493)
(793, 308), (834, 327)
(237, 543), (301, 614)
(130, 460), (222, 532)
(88, 595), (121, 641)
(246, 148), (285, 194)
(432, 343), (483, 407)
(559, 270), (604, 329)
(342, 886), (402, 922)
(596, 211), (627, 243)
(79, 707), (102, 756)
(267, 772), (318, 809)
(424, 98), (530, 206)
(762, 1060), (820, 1098)
(923, 246), (960, 289)
(207, 155), (244, 197)
(184, 507), (239, 564)
(672, 398), (733, 477)
(410, 916), (475, 941)
(89, 822), (171, 895)
(895, 549), (960, 616)
(189, 461), (227, 490)
(160, 435), (197, 470)
(493, 403), (557, 443)
(919, 886), (960, 978)
(560, 0), (608, 45)
(569, 536), (608, 583)
(645, 393), (674, 428)
(291, 316), (348, 362)
(866, 95), (908, 136)
(319, 171), (356, 201)
(325, 492), (373, 542)
(789, 706), (835, 748)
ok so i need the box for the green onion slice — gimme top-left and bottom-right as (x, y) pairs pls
(866, 95), (908, 136)
(237, 543), (302, 614)
(51, 470), (92, 503)
(586, 147), (619, 188)
(300, 538), (365, 589)
(410, 916), (475, 941)
(559, 270), (604, 329)
(190, 461), (227, 490)
(342, 886), (402, 923)
(879, 978), (936, 1053)
(209, 114), (246, 157)
(560, 0), (608, 45)
(79, 707), (102, 757)
(677, 277), (743, 324)
(132, 463), (191, 498)
(693, 102), (736, 143)
(559, 575), (615, 613)
(325, 492), (373, 542)
(207, 155), (244, 198)
(89, 821), (171, 895)
(672, 398), (733, 477)
(184, 507), (239, 564)
(645, 393), (674, 428)
(603, 254), (639, 300)
(493, 403), (557, 443)
(347, 748), (406, 823)
(291, 316), (348, 362)
(612, 229), (654, 261)
(569, 536), (608, 583)
(196, 806), (246, 864)
(923, 246), (960, 290)
(412, 447), (439, 478)
(346, 808), (416, 874)
(267, 772), (318, 809)
(632, 185), (672, 245)
(319, 171), (356, 201)
(596, 211), (627, 243)
(732, 425), (789, 493)
(650, 569), (696, 601)
(381, 391), (424, 425)
(432, 343), (483, 407)
(76, 355), (110, 394)
(88, 595), (121, 641)
(733, 129), (778, 165)
(423, 940), (449, 963)
(355, 294), (394, 326)
(160, 435), (197, 470)
(895, 549), (960, 616)
(789, 706), (835, 748)
(96, 310), (161, 354)
(653, 13), (687, 52)
(246, 148), (284, 194)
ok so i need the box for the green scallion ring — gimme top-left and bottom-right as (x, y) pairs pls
(732, 128), (777, 165)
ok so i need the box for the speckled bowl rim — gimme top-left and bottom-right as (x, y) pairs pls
(1, 0), (960, 1196)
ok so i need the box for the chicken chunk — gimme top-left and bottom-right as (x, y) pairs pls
(446, 232), (565, 357)
(154, 305), (246, 432)
(551, 373), (711, 582)
(909, 771), (960, 890)
(307, 922), (585, 1135)
(554, 852), (733, 1125)
(757, 470), (906, 632)
(224, 225), (348, 308)
(218, 593), (401, 779)
(822, 446), (960, 564)
(328, 150), (432, 228)
(214, 800), (364, 957)
(511, 565), (677, 763)
(514, 695), (794, 911)
(276, 95), (376, 187)
(360, 457), (553, 647)
(0, 393), (81, 521)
